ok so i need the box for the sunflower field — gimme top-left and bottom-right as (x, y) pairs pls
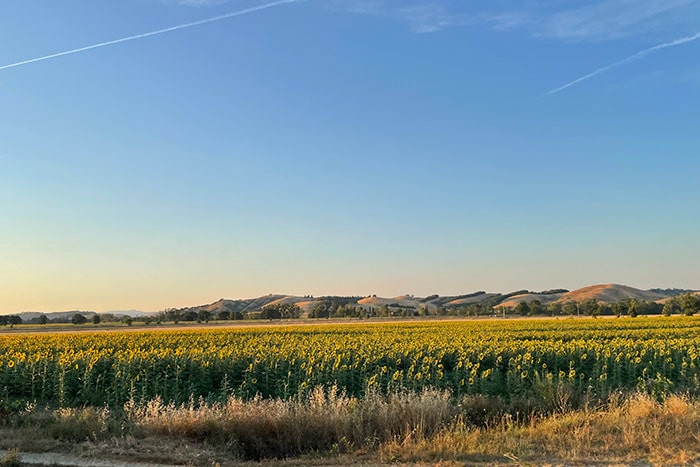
(2, 317), (700, 407)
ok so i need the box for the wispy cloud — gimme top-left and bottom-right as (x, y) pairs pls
(539, 0), (698, 41)
(161, 0), (700, 41)
(0, 0), (296, 73)
(323, 0), (461, 33)
(546, 30), (700, 95)
(325, 0), (700, 40)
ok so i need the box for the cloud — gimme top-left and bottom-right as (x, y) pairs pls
(540, 0), (698, 41)
(545, 30), (700, 95)
(0, 0), (296, 73)
(323, 0), (700, 40)
(323, 0), (461, 33)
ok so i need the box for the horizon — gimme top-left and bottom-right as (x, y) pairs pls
(3, 282), (697, 315)
(2, 0), (699, 314)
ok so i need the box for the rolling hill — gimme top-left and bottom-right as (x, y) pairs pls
(557, 284), (665, 304)
(6, 285), (697, 321)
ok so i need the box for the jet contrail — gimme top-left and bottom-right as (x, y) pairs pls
(546, 30), (700, 95)
(0, 0), (296, 72)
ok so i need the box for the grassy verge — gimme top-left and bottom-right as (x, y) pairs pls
(1, 389), (699, 465)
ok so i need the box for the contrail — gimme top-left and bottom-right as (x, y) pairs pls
(0, 0), (296, 72)
(546, 30), (700, 95)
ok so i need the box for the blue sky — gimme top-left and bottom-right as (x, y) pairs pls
(1, 0), (699, 312)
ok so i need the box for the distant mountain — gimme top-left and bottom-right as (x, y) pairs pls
(498, 284), (672, 308)
(17, 310), (97, 323)
(559, 284), (665, 304)
(170, 284), (700, 317)
(648, 288), (696, 297)
(175, 295), (289, 316)
(106, 310), (157, 318)
(11, 309), (154, 323)
(5, 285), (697, 321)
(498, 292), (564, 309)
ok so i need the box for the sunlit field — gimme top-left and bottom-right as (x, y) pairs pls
(3, 317), (700, 463)
(2, 317), (700, 409)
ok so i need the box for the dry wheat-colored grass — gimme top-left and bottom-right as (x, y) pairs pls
(381, 393), (700, 465)
(3, 391), (700, 464)
(125, 386), (457, 460)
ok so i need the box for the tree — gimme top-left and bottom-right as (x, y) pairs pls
(197, 310), (211, 323)
(92, 314), (101, 325)
(261, 305), (281, 320)
(547, 302), (562, 316)
(529, 300), (543, 316)
(663, 300), (680, 316)
(679, 293), (698, 316)
(217, 310), (231, 321)
(261, 303), (301, 320)
(580, 299), (599, 316)
(613, 302), (627, 318)
(71, 313), (87, 325)
(310, 301), (330, 319)
(628, 299), (638, 318)
(7, 315), (22, 326)
(596, 303), (612, 317)
(562, 302), (578, 316)
(39, 314), (49, 325)
(231, 310), (244, 320)
(515, 301), (531, 316)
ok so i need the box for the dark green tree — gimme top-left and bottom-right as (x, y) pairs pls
(680, 293), (698, 316)
(529, 300), (543, 315)
(663, 300), (680, 316)
(197, 310), (211, 323)
(628, 299), (638, 318)
(562, 301), (578, 316)
(547, 302), (562, 316)
(217, 310), (231, 321)
(7, 315), (22, 326)
(71, 313), (87, 325)
(515, 301), (531, 316)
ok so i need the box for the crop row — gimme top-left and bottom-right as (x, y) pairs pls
(2, 317), (700, 407)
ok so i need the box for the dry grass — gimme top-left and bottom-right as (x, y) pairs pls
(3, 391), (700, 465)
(381, 393), (700, 465)
(498, 293), (564, 308)
(125, 386), (458, 460)
(558, 284), (664, 304)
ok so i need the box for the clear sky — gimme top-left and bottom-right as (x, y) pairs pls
(2, 0), (699, 313)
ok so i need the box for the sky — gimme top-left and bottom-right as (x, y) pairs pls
(1, 0), (699, 313)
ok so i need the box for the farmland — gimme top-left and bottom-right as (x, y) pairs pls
(2, 317), (700, 409)
(3, 316), (700, 464)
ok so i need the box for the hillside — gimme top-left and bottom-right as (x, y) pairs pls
(192, 295), (288, 315)
(556, 284), (665, 304)
(498, 293), (565, 309)
(6, 285), (697, 322)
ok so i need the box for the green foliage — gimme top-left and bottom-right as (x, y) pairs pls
(71, 314), (87, 325)
(515, 301), (530, 316)
(679, 293), (699, 316)
(562, 302), (578, 316)
(3, 318), (700, 409)
(0, 316), (22, 326)
(547, 302), (562, 316)
(261, 303), (301, 320)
